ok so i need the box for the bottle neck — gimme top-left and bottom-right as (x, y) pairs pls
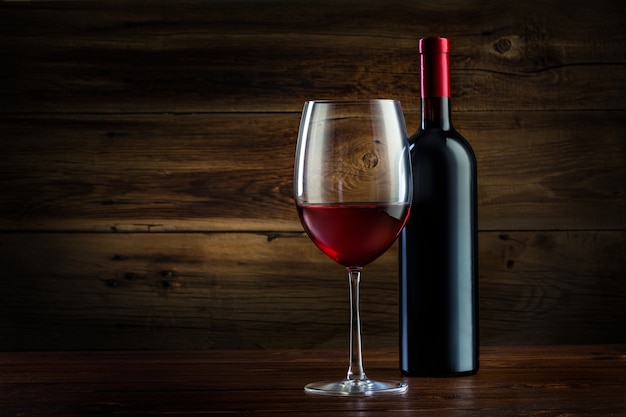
(419, 38), (452, 130)
(421, 97), (452, 130)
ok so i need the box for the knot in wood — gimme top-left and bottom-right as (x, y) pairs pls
(105, 279), (119, 288)
(494, 38), (512, 54)
(362, 152), (379, 169)
(161, 279), (181, 289)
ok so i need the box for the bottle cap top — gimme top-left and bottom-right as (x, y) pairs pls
(419, 37), (449, 54)
(418, 37), (450, 98)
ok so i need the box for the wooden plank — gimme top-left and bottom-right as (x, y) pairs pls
(0, 347), (625, 416)
(0, 0), (624, 353)
(0, 231), (623, 350)
(1, 0), (624, 113)
(1, 111), (624, 232)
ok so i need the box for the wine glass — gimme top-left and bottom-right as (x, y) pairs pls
(294, 100), (412, 395)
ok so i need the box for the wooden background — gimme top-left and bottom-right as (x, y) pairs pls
(0, 0), (624, 351)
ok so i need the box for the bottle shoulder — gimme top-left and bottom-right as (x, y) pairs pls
(410, 125), (463, 141)
(409, 127), (476, 159)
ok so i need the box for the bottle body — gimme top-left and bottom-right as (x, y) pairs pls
(399, 38), (478, 376)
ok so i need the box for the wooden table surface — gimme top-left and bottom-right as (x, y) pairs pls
(1, 345), (624, 416)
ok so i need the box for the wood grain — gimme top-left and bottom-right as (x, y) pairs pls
(0, 231), (623, 350)
(0, 346), (625, 416)
(0, 0), (624, 113)
(1, 112), (623, 232)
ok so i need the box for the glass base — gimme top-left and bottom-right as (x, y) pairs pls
(304, 378), (408, 396)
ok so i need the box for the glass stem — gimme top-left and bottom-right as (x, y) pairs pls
(346, 267), (367, 381)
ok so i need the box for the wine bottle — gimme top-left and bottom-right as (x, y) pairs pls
(399, 37), (479, 376)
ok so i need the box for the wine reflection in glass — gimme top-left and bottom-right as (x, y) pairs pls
(294, 100), (412, 395)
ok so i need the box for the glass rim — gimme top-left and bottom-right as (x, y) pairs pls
(304, 99), (400, 105)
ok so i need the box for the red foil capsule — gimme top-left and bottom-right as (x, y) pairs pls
(419, 37), (450, 98)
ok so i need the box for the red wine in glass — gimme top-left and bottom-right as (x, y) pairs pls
(297, 203), (410, 268)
